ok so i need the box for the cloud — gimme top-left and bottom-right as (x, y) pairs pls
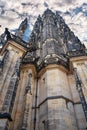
(0, 0), (87, 44)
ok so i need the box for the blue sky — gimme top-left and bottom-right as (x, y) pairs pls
(22, 23), (31, 42)
(0, 0), (87, 46)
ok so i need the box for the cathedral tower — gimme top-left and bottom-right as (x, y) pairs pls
(0, 9), (87, 130)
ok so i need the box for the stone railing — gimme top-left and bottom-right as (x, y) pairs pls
(67, 49), (87, 57)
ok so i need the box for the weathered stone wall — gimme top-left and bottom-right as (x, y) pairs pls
(38, 65), (79, 130)
(10, 64), (36, 130)
(0, 49), (87, 130)
(0, 48), (17, 110)
(70, 57), (87, 129)
(0, 41), (26, 130)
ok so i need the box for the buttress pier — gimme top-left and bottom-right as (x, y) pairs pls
(0, 9), (87, 130)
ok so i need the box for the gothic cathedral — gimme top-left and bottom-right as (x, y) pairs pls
(0, 9), (87, 130)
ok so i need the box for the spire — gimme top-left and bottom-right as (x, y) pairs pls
(33, 15), (42, 32)
(18, 18), (28, 32)
(37, 15), (42, 21)
(20, 18), (27, 26)
(15, 18), (28, 39)
(43, 8), (54, 15)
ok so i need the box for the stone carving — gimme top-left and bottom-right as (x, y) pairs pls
(21, 96), (30, 130)
(4, 28), (11, 41)
(7, 8), (85, 70)
(0, 28), (11, 47)
(12, 57), (22, 77)
(21, 73), (32, 130)
(0, 49), (10, 72)
(1, 58), (21, 116)
(0, 33), (6, 47)
(25, 73), (32, 95)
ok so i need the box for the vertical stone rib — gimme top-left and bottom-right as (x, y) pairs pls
(13, 70), (27, 130)
(73, 68), (87, 122)
(0, 50), (14, 93)
(21, 93), (31, 130)
(1, 57), (21, 116)
(0, 50), (16, 111)
(21, 73), (32, 130)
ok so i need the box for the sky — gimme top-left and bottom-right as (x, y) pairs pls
(0, 0), (87, 45)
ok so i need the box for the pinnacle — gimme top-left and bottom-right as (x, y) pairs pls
(42, 8), (54, 16)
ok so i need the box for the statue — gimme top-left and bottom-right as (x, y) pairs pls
(5, 28), (11, 40)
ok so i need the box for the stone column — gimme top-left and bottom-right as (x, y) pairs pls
(21, 93), (32, 130)
(0, 119), (9, 130)
(21, 73), (32, 130)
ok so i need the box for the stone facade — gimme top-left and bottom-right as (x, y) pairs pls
(0, 9), (87, 130)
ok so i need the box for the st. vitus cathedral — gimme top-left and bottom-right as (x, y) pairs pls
(0, 9), (87, 130)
